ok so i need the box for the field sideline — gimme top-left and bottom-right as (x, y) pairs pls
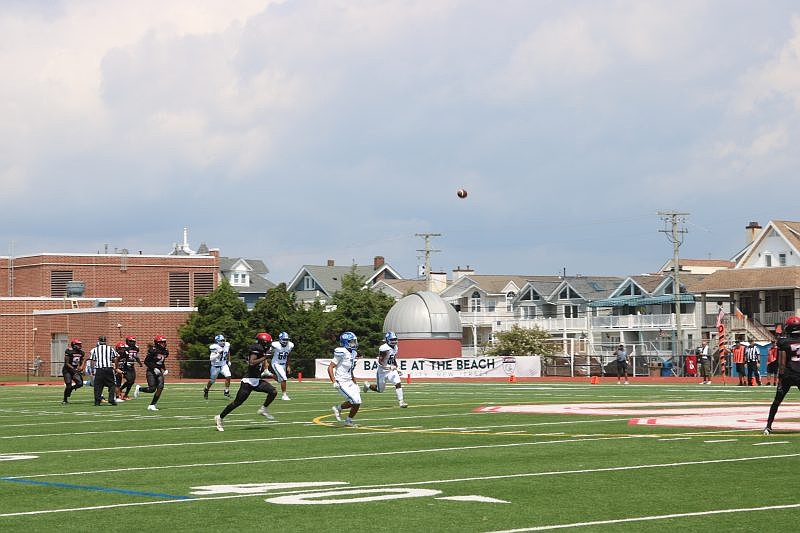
(1, 380), (797, 532)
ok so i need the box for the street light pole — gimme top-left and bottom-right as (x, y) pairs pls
(658, 212), (689, 373)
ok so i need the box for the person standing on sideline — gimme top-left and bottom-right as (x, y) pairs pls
(329, 331), (363, 427)
(614, 344), (629, 384)
(62, 338), (86, 404)
(764, 316), (800, 434)
(766, 341), (779, 386)
(733, 341), (747, 386)
(269, 332), (295, 400)
(204, 334), (232, 399)
(118, 336), (142, 400)
(134, 335), (169, 411)
(363, 331), (408, 408)
(214, 332), (278, 431)
(698, 340), (712, 384)
(90, 336), (118, 406)
(745, 338), (762, 386)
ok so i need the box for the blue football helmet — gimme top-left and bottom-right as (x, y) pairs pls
(385, 331), (398, 346)
(339, 331), (358, 350)
(214, 334), (225, 344)
(279, 331), (290, 347)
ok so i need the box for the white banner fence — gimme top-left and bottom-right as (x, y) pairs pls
(315, 356), (541, 380)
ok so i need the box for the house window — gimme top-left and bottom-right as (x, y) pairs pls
(231, 273), (249, 286)
(522, 306), (536, 319)
(303, 275), (315, 291)
(559, 287), (579, 299)
(779, 253), (787, 266)
(765, 254), (772, 267)
(506, 292), (515, 311)
(564, 305), (579, 318)
(470, 291), (481, 312)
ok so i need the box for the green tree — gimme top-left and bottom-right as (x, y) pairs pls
(325, 268), (396, 352)
(179, 280), (250, 377)
(249, 283), (299, 336)
(486, 325), (556, 357)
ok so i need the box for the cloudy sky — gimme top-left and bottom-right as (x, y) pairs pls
(2, 1), (800, 283)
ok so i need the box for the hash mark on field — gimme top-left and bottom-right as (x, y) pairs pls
(658, 437), (691, 441)
(704, 439), (738, 443)
(753, 441), (789, 446)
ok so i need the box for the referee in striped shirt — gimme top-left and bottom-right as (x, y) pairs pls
(90, 336), (118, 406)
(745, 338), (762, 387)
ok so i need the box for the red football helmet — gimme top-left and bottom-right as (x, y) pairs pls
(256, 332), (273, 345)
(70, 338), (82, 348)
(115, 341), (127, 353)
(154, 335), (167, 347)
(785, 316), (800, 333)
(125, 335), (137, 347)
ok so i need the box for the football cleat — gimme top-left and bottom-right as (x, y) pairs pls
(399, 402), (409, 408)
(147, 404), (158, 411)
(281, 393), (291, 401)
(344, 418), (358, 427)
(214, 415), (224, 432)
(763, 427), (772, 436)
(257, 406), (275, 420)
(362, 381), (370, 393)
(203, 388), (209, 400)
(224, 390), (231, 398)
(332, 405), (342, 422)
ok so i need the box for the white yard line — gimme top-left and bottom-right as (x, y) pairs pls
(2, 452), (798, 518)
(486, 502), (800, 532)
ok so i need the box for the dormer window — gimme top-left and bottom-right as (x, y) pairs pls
(470, 291), (482, 312)
(303, 275), (315, 291)
(231, 272), (249, 286)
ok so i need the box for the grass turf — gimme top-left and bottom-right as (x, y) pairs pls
(0, 380), (797, 532)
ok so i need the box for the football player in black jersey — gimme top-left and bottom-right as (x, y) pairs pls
(214, 332), (278, 431)
(62, 338), (86, 404)
(118, 336), (143, 400)
(113, 342), (129, 401)
(764, 316), (800, 435)
(135, 335), (169, 412)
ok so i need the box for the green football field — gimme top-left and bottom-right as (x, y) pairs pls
(1, 379), (798, 532)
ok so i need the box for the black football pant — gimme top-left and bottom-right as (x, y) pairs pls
(219, 380), (277, 419)
(93, 368), (117, 405)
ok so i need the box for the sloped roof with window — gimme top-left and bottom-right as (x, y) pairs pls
(737, 220), (800, 267)
(696, 266), (800, 292)
(288, 261), (402, 300)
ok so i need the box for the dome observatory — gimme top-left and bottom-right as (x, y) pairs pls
(383, 291), (462, 358)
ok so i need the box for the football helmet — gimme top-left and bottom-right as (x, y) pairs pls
(256, 332), (273, 345)
(214, 334), (226, 344)
(279, 331), (290, 347)
(154, 335), (167, 348)
(70, 338), (82, 348)
(125, 335), (137, 347)
(385, 331), (398, 347)
(785, 315), (800, 333)
(115, 341), (127, 353)
(340, 331), (358, 350)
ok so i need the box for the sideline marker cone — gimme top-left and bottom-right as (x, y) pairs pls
(297, 372), (302, 382)
(509, 374), (516, 383)
(590, 376), (599, 384)
(406, 374), (411, 384)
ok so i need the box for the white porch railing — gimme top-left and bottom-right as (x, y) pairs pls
(466, 313), (698, 333)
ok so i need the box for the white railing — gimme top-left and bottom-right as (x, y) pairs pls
(590, 313), (696, 330)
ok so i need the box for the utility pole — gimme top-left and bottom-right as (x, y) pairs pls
(415, 233), (441, 292)
(658, 212), (689, 369)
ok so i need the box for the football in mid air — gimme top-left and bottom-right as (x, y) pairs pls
(456, 188), (468, 199)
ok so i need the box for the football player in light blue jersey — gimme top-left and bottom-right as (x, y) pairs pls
(269, 332), (295, 400)
(328, 331), (362, 427)
(203, 334), (232, 399)
(363, 331), (408, 408)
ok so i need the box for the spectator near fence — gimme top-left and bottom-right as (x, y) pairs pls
(698, 340), (712, 385)
(614, 345), (629, 385)
(733, 341), (746, 386)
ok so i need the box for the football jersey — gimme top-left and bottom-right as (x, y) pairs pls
(209, 342), (230, 366)
(378, 343), (398, 369)
(244, 343), (268, 378)
(124, 346), (140, 368)
(145, 346), (169, 371)
(777, 333), (800, 373)
(270, 341), (294, 366)
(332, 347), (358, 381)
(64, 348), (84, 370)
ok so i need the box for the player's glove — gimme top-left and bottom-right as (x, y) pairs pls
(333, 381), (341, 390)
(153, 368), (162, 376)
(163, 369), (168, 376)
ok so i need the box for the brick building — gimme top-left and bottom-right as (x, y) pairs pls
(0, 251), (219, 377)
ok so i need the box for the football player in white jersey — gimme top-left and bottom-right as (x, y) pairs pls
(363, 331), (408, 408)
(203, 334), (232, 399)
(328, 331), (362, 427)
(269, 332), (294, 400)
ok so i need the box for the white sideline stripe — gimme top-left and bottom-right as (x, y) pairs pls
(2, 452), (797, 518)
(485, 502), (800, 532)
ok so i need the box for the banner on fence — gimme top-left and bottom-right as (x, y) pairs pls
(315, 356), (541, 379)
